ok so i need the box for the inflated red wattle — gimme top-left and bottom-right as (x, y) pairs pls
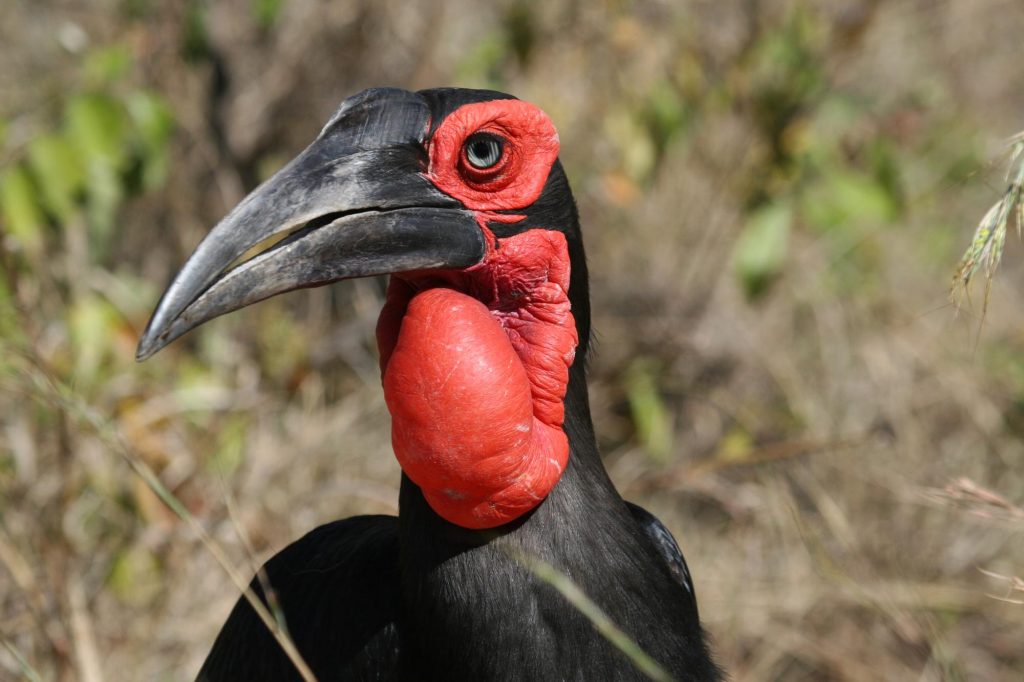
(377, 229), (576, 529)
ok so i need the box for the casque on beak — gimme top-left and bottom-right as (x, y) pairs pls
(136, 88), (486, 361)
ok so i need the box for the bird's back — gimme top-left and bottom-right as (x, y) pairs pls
(197, 516), (401, 681)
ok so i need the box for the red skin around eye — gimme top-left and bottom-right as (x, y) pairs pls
(426, 99), (560, 212)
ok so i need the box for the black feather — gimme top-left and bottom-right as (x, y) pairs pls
(626, 502), (700, 619)
(197, 517), (401, 681)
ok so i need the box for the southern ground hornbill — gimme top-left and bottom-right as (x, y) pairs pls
(138, 88), (720, 681)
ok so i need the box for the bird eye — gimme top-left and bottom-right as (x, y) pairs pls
(463, 133), (505, 170)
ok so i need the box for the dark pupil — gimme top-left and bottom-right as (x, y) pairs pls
(465, 136), (503, 169)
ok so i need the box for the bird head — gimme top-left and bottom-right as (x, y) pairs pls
(137, 87), (588, 361)
(138, 88), (591, 529)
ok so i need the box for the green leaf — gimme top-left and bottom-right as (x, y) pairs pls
(503, 1), (536, 67)
(65, 94), (129, 246)
(455, 31), (507, 88)
(182, 0), (212, 62)
(209, 415), (248, 475)
(714, 427), (754, 463)
(126, 91), (174, 149)
(121, 0), (153, 19)
(733, 202), (792, 298)
(252, 0), (284, 28)
(125, 91), (175, 190)
(625, 359), (673, 462)
(0, 165), (45, 254)
(102, 269), (159, 321)
(26, 133), (85, 222)
(68, 294), (121, 386)
(107, 545), (163, 606)
(803, 170), (896, 234)
(0, 272), (20, 344)
(604, 111), (657, 184)
(84, 162), (123, 250)
(643, 81), (689, 154)
(83, 45), (132, 87)
(65, 93), (129, 170)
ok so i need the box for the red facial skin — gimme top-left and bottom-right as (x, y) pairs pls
(375, 100), (577, 529)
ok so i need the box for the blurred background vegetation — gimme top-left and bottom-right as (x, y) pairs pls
(1, 0), (1023, 680)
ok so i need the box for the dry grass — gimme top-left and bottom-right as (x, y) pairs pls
(951, 132), (1024, 319)
(2, 1), (1024, 680)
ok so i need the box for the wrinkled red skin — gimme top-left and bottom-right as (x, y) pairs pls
(425, 99), (560, 211)
(374, 99), (577, 529)
(377, 229), (576, 529)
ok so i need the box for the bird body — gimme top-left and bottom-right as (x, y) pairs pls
(139, 88), (720, 681)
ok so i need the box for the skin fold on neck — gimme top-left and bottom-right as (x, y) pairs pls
(377, 229), (577, 529)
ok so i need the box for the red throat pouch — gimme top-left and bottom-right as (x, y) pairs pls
(377, 229), (577, 528)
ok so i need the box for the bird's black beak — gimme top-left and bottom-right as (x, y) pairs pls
(136, 89), (485, 361)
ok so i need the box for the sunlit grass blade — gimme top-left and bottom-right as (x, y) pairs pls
(978, 569), (1024, 605)
(505, 546), (674, 682)
(1, 637), (43, 682)
(224, 490), (295, 642)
